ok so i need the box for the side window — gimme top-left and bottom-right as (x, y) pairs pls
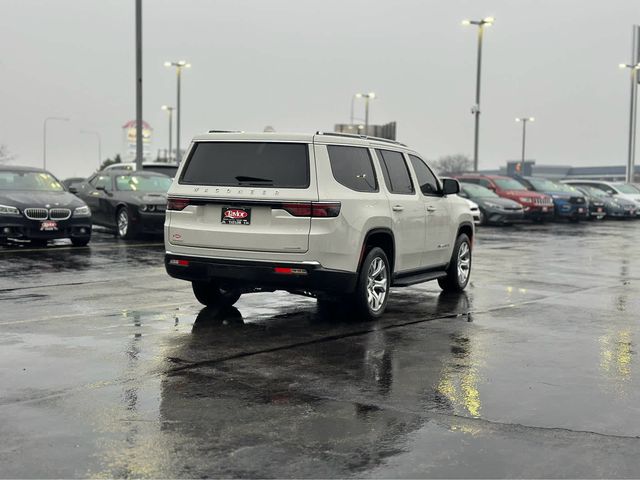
(91, 175), (111, 190)
(327, 145), (378, 192)
(408, 155), (439, 195)
(479, 179), (493, 189)
(376, 149), (415, 195)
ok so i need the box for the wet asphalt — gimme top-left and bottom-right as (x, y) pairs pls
(1, 221), (639, 478)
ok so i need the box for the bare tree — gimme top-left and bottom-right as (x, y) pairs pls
(432, 154), (473, 175)
(0, 144), (16, 165)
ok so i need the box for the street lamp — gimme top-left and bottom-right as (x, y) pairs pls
(352, 92), (376, 134)
(161, 105), (175, 163)
(515, 117), (535, 174)
(164, 60), (191, 162)
(462, 16), (495, 172)
(619, 61), (640, 183)
(80, 130), (102, 168)
(43, 117), (70, 170)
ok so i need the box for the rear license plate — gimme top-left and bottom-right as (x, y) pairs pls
(40, 220), (58, 231)
(221, 207), (251, 225)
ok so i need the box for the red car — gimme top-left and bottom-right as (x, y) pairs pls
(455, 174), (554, 221)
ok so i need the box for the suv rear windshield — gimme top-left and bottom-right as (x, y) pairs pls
(180, 142), (310, 188)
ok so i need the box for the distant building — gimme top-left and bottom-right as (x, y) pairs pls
(480, 160), (640, 182)
(334, 121), (397, 141)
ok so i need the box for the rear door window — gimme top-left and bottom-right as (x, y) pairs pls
(180, 142), (310, 188)
(376, 149), (415, 195)
(327, 145), (378, 192)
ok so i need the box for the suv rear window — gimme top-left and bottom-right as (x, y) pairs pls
(327, 145), (378, 192)
(180, 142), (310, 188)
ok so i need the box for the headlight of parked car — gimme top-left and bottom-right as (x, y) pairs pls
(519, 197), (531, 203)
(73, 205), (91, 217)
(139, 204), (158, 212)
(0, 204), (20, 216)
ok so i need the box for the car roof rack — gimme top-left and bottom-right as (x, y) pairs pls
(207, 129), (244, 133)
(315, 131), (406, 147)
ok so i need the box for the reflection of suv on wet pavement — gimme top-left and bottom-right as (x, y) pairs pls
(455, 174), (554, 221)
(164, 132), (474, 319)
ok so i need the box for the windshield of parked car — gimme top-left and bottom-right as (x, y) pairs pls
(115, 175), (172, 192)
(551, 182), (578, 193)
(527, 178), (565, 191)
(461, 183), (499, 198)
(615, 183), (640, 194)
(0, 171), (64, 191)
(494, 178), (526, 190)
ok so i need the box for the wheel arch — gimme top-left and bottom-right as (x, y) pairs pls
(360, 228), (396, 275)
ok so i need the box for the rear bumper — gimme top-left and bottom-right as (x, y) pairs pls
(0, 216), (92, 241)
(165, 253), (358, 294)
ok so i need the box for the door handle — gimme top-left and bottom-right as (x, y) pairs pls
(392, 205), (404, 212)
(426, 206), (437, 212)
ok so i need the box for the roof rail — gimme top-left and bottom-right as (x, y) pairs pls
(207, 129), (244, 133)
(315, 131), (406, 147)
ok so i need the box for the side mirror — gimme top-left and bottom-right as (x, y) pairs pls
(96, 185), (107, 192)
(442, 178), (460, 195)
(68, 186), (78, 194)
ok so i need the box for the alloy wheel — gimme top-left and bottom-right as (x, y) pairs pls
(117, 210), (129, 237)
(457, 242), (471, 284)
(366, 257), (388, 312)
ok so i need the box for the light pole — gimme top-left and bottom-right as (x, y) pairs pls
(161, 105), (175, 162)
(620, 60), (640, 183)
(43, 117), (69, 170)
(515, 117), (535, 173)
(352, 92), (376, 134)
(164, 60), (191, 162)
(462, 16), (494, 172)
(80, 130), (102, 168)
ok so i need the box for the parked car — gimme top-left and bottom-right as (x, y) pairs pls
(72, 170), (172, 238)
(164, 131), (474, 319)
(103, 161), (178, 178)
(0, 166), (92, 246)
(513, 176), (588, 221)
(563, 180), (640, 213)
(465, 198), (481, 225)
(61, 177), (85, 189)
(458, 182), (524, 225)
(455, 174), (554, 221)
(570, 186), (606, 220)
(572, 185), (637, 219)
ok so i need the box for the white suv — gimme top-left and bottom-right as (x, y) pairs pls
(164, 131), (474, 319)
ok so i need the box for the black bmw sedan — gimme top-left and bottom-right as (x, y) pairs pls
(71, 171), (171, 239)
(0, 166), (92, 246)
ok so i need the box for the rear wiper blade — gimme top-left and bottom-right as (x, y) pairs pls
(235, 175), (274, 184)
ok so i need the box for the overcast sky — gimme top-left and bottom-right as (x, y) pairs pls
(1, 0), (638, 178)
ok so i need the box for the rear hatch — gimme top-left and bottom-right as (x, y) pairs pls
(167, 139), (317, 253)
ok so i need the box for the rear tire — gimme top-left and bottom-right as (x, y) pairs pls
(438, 234), (472, 292)
(353, 247), (390, 320)
(192, 281), (242, 307)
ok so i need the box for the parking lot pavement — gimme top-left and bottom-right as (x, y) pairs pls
(1, 222), (640, 478)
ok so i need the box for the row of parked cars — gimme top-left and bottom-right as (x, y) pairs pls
(453, 174), (640, 225)
(1, 155), (638, 248)
(0, 162), (176, 246)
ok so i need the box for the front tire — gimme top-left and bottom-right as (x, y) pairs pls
(353, 247), (390, 320)
(438, 234), (472, 292)
(116, 207), (135, 239)
(192, 281), (242, 307)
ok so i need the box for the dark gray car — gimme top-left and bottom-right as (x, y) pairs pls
(458, 182), (524, 225)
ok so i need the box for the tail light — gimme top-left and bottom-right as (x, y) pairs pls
(167, 198), (191, 211)
(280, 202), (341, 218)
